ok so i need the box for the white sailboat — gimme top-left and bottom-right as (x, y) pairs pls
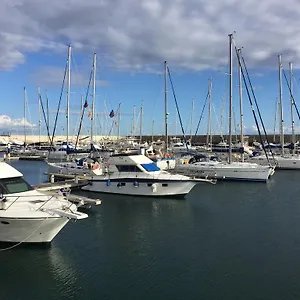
(82, 152), (214, 197)
(250, 58), (300, 169)
(174, 35), (275, 182)
(0, 162), (88, 243)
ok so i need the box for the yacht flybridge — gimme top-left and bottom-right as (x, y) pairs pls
(82, 153), (215, 196)
(0, 162), (88, 243)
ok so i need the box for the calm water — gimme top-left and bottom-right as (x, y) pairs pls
(1, 160), (300, 299)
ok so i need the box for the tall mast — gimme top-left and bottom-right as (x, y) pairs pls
(23, 87), (27, 147)
(228, 33), (233, 163)
(38, 87), (41, 144)
(278, 54), (284, 156)
(66, 44), (71, 144)
(139, 101), (143, 144)
(117, 103), (121, 140)
(206, 79), (212, 147)
(164, 61), (168, 152)
(152, 120), (154, 142)
(289, 62), (295, 155)
(190, 97), (194, 141)
(46, 89), (50, 133)
(91, 52), (96, 144)
(132, 105), (136, 136)
(238, 48), (244, 162)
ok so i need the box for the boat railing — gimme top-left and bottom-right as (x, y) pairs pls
(1, 193), (61, 212)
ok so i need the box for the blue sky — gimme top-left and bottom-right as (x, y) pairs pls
(1, 0), (300, 137)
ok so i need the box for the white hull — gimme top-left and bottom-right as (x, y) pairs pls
(250, 155), (300, 169)
(175, 162), (274, 182)
(0, 217), (69, 243)
(82, 175), (198, 197)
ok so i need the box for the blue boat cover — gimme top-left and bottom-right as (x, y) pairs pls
(141, 163), (160, 172)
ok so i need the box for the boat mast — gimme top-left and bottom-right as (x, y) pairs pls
(190, 97), (194, 141)
(238, 48), (244, 162)
(139, 100), (143, 144)
(117, 103), (121, 140)
(91, 52), (96, 144)
(278, 54), (284, 157)
(164, 61), (168, 152)
(152, 120), (154, 143)
(206, 79), (212, 148)
(46, 89), (50, 133)
(228, 33), (233, 164)
(66, 44), (71, 144)
(289, 62), (295, 155)
(38, 87), (41, 144)
(23, 87), (27, 147)
(132, 105), (136, 136)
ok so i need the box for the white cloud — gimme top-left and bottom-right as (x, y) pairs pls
(31, 66), (110, 87)
(0, 115), (36, 129)
(1, 0), (300, 71)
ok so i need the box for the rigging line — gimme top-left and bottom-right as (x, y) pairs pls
(74, 67), (93, 150)
(167, 66), (188, 149)
(39, 93), (52, 144)
(234, 46), (272, 163)
(211, 103), (223, 139)
(237, 46), (274, 156)
(51, 62), (68, 149)
(194, 90), (209, 137)
(282, 68), (300, 121)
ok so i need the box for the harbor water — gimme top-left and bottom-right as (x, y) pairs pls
(1, 160), (300, 299)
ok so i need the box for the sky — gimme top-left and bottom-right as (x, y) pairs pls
(1, 0), (300, 138)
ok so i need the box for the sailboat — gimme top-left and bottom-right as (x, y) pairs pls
(174, 34), (275, 182)
(250, 58), (300, 169)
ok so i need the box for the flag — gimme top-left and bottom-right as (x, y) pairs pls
(109, 109), (115, 118)
(83, 100), (88, 108)
(88, 110), (92, 118)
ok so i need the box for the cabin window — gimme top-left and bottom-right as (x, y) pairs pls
(115, 165), (142, 172)
(140, 163), (160, 172)
(0, 177), (33, 194)
(147, 183), (153, 187)
(162, 183), (168, 187)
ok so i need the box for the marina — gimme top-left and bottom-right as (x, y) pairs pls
(1, 159), (300, 299)
(3, 1), (300, 298)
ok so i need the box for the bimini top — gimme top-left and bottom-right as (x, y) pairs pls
(0, 162), (23, 179)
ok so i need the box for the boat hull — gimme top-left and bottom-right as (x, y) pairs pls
(0, 217), (69, 243)
(175, 164), (273, 182)
(250, 156), (300, 170)
(82, 179), (197, 197)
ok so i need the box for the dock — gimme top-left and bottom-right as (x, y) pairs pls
(33, 176), (101, 208)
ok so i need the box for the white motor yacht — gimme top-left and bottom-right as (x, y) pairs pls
(82, 153), (214, 197)
(0, 162), (88, 243)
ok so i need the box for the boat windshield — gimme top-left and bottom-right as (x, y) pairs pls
(141, 163), (160, 172)
(0, 177), (34, 194)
